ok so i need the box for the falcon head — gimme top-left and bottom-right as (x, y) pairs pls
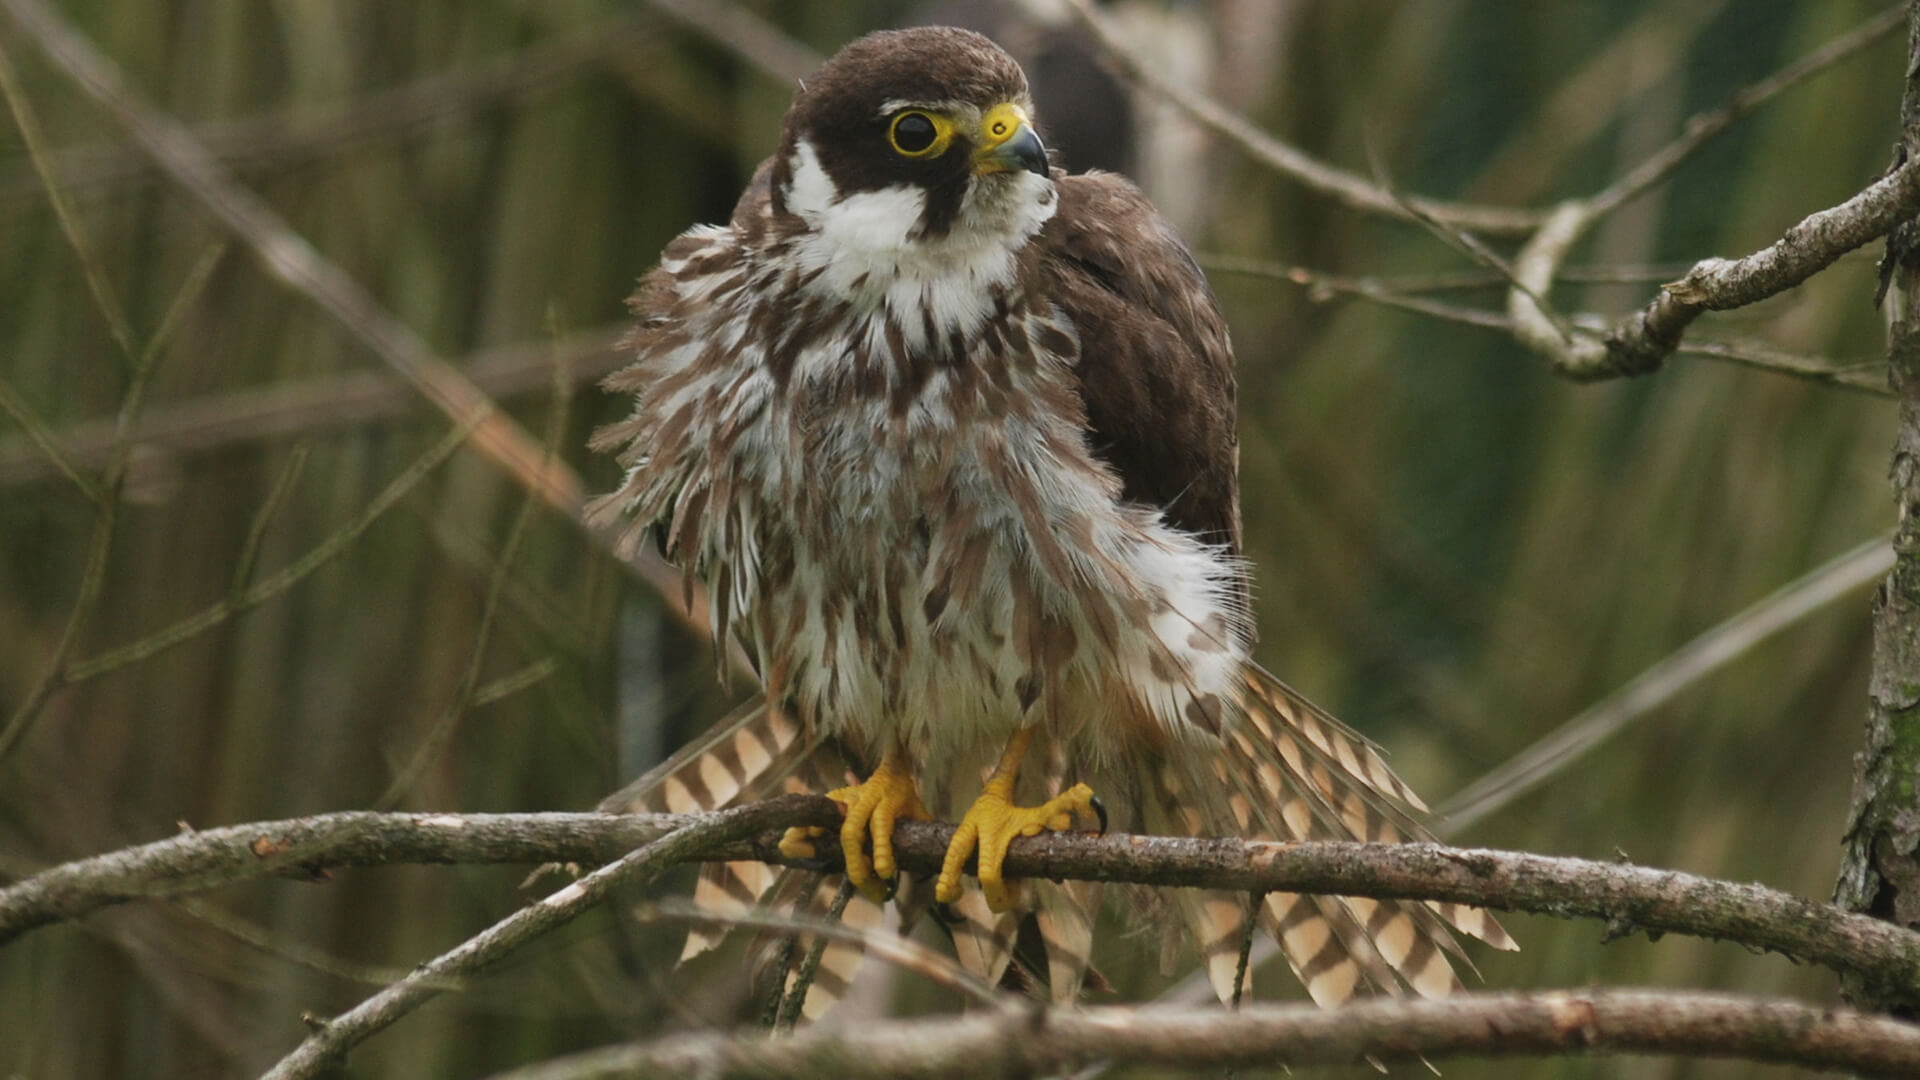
(771, 27), (1056, 266)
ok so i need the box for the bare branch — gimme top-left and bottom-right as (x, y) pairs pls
(1607, 158), (1920, 373)
(634, 898), (1004, 1009)
(58, 417), (479, 684)
(1505, 158), (1920, 380)
(1053, 0), (1546, 235)
(1508, 200), (1610, 375)
(0, 12), (730, 211)
(1587, 3), (1907, 220)
(644, 0), (822, 85)
(1442, 533), (1895, 830)
(1208, 256), (1891, 393)
(0, 0), (579, 515)
(8, 798), (1920, 1001)
(480, 990), (1920, 1079)
(257, 799), (821, 1080)
(1836, 2), (1920, 1013)
(0, 325), (628, 491)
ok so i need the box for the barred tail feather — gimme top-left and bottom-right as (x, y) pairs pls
(599, 696), (891, 1019)
(1156, 666), (1514, 1006)
(681, 859), (776, 962)
(1034, 880), (1102, 1004)
(596, 697), (804, 817)
(944, 889), (1020, 987)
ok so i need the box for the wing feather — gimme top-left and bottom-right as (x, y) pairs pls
(1039, 172), (1242, 554)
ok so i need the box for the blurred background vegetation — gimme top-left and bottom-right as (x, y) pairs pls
(0, 1), (1905, 1076)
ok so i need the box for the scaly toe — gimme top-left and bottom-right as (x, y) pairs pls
(824, 765), (928, 904)
(937, 782), (1101, 912)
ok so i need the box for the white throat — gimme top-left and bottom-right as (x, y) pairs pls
(781, 138), (1057, 338)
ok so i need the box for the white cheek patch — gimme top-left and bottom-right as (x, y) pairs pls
(784, 140), (840, 221)
(825, 187), (929, 253)
(785, 139), (927, 253)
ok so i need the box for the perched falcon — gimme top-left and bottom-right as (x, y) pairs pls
(590, 25), (1513, 1007)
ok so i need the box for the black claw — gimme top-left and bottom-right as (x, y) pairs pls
(932, 900), (959, 925)
(881, 873), (900, 903)
(1089, 794), (1109, 836)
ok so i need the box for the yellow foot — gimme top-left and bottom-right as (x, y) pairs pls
(936, 781), (1099, 912)
(779, 753), (929, 903)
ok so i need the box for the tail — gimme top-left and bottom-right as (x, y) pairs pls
(600, 698), (886, 1016)
(601, 699), (1091, 1010)
(1150, 665), (1516, 1006)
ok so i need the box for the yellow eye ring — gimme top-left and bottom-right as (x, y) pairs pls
(888, 111), (953, 158)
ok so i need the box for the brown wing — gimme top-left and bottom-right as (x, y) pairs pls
(1038, 172), (1241, 554)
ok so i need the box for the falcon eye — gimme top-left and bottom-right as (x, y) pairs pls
(889, 111), (943, 156)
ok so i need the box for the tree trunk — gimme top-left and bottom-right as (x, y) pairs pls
(1835, 0), (1920, 1015)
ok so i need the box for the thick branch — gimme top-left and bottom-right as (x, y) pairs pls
(8, 798), (1920, 1001)
(482, 990), (1920, 1080)
(1604, 156), (1920, 375)
(0, 797), (830, 944)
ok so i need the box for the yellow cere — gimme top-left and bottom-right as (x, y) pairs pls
(977, 102), (1029, 151)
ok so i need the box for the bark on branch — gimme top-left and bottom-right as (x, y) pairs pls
(1507, 157), (1920, 381)
(8, 796), (1920, 1002)
(479, 990), (1920, 1080)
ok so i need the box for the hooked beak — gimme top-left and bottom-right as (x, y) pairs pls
(973, 103), (1049, 178)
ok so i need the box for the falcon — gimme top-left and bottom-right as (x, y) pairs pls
(590, 25), (1513, 1007)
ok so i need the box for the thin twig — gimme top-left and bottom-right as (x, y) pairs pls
(775, 879), (857, 1031)
(0, 12), (728, 211)
(171, 897), (434, 989)
(61, 418), (481, 684)
(256, 799), (821, 1080)
(478, 990), (1920, 1080)
(1210, 256), (1892, 394)
(0, 375), (103, 502)
(1587, 3), (1908, 219)
(0, 34), (135, 361)
(1053, 0), (1546, 235)
(0, 0), (579, 515)
(0, 325), (629, 491)
(1440, 533), (1894, 830)
(1677, 339), (1888, 394)
(0, 242), (223, 763)
(373, 331), (574, 811)
(633, 898), (1005, 1010)
(1198, 255), (1720, 295)
(229, 444), (310, 599)
(468, 658), (559, 709)
(1204, 258), (1516, 331)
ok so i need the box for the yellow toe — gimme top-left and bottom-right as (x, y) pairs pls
(936, 782), (1097, 912)
(825, 755), (929, 904)
(778, 825), (824, 861)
